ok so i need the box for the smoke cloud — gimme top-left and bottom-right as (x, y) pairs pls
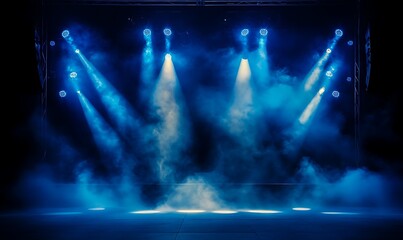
(10, 5), (402, 212)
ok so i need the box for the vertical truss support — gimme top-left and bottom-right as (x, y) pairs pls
(34, 0), (48, 161)
(354, 0), (361, 167)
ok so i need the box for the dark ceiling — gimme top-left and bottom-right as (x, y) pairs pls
(44, 0), (358, 6)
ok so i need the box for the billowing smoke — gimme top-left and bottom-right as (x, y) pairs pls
(11, 6), (403, 212)
(157, 175), (223, 211)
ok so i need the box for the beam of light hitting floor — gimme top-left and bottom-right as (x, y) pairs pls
(176, 209), (206, 213)
(228, 58), (254, 136)
(130, 210), (161, 214)
(152, 53), (186, 181)
(321, 211), (359, 215)
(245, 210), (282, 214)
(212, 210), (238, 214)
(76, 91), (125, 166)
(298, 87), (325, 125)
(292, 207), (311, 211)
(74, 50), (140, 137)
(88, 207), (106, 211)
(303, 29), (343, 91)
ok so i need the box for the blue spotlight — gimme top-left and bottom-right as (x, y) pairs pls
(59, 90), (67, 98)
(335, 29), (343, 37)
(346, 76), (352, 82)
(241, 29), (249, 36)
(326, 48), (332, 53)
(259, 28), (268, 36)
(332, 90), (340, 98)
(61, 30), (70, 38)
(163, 28), (172, 36)
(75, 49), (80, 54)
(77, 90), (81, 94)
(326, 71), (333, 77)
(49, 41), (55, 46)
(347, 40), (353, 46)
(70, 72), (78, 78)
(143, 28), (151, 36)
(165, 53), (172, 60)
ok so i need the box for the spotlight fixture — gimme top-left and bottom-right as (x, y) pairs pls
(59, 90), (67, 98)
(335, 29), (343, 37)
(241, 28), (249, 36)
(259, 28), (268, 36)
(325, 71), (333, 77)
(69, 72), (78, 78)
(61, 30), (70, 38)
(163, 28), (172, 36)
(332, 90), (340, 98)
(143, 28), (151, 36)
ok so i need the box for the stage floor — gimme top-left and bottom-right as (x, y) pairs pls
(1, 207), (403, 240)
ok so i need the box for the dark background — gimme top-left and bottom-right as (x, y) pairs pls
(3, 0), (401, 211)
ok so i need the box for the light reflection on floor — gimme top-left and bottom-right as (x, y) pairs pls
(1, 207), (403, 240)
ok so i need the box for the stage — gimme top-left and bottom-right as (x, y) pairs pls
(2, 207), (403, 240)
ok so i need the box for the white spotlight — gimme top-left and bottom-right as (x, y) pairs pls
(292, 207), (311, 211)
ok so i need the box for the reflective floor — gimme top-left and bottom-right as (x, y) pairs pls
(1, 207), (403, 240)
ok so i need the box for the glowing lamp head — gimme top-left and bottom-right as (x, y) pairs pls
(325, 71), (333, 77)
(241, 29), (249, 36)
(59, 90), (67, 98)
(319, 87), (325, 95)
(326, 48), (332, 54)
(347, 40), (353, 46)
(143, 28), (151, 36)
(61, 30), (70, 38)
(332, 90), (340, 98)
(69, 72), (77, 78)
(163, 28), (172, 36)
(259, 28), (268, 36)
(75, 49), (80, 54)
(165, 53), (172, 60)
(335, 29), (343, 37)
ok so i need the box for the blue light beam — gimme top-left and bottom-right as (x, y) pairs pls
(76, 91), (125, 166)
(74, 50), (141, 138)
